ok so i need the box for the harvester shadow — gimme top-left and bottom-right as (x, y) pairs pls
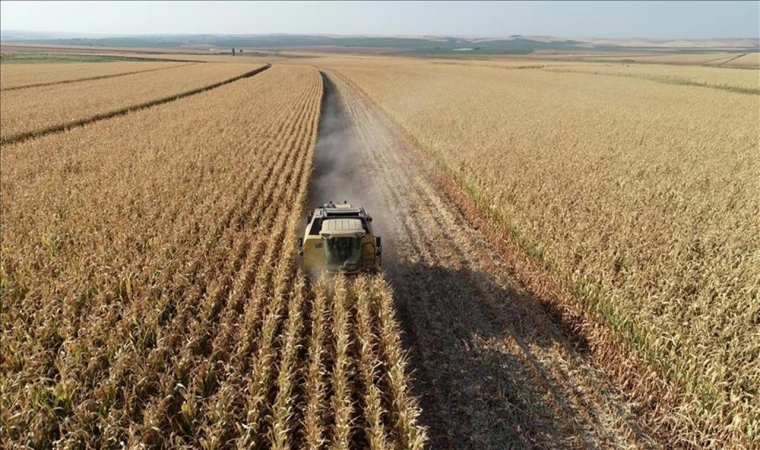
(387, 262), (600, 450)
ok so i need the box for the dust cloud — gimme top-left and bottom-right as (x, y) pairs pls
(307, 72), (387, 239)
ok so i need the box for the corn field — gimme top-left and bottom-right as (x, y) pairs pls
(0, 63), (264, 142)
(3, 49), (758, 449)
(0, 61), (195, 90)
(0, 63), (425, 449)
(326, 57), (760, 448)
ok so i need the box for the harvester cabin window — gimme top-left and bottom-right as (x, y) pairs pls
(324, 237), (362, 271)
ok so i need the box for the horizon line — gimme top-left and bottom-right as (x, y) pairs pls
(2, 30), (759, 41)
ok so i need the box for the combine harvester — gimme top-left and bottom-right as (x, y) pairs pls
(298, 201), (382, 275)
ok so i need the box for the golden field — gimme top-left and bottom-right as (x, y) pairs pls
(0, 63), (263, 142)
(325, 57), (759, 447)
(726, 52), (760, 68)
(621, 52), (760, 69)
(418, 57), (759, 91)
(0, 60), (190, 90)
(0, 64), (425, 449)
(528, 51), (760, 69)
(542, 62), (760, 91)
(1, 49), (758, 449)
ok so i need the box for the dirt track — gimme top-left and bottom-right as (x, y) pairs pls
(308, 70), (659, 449)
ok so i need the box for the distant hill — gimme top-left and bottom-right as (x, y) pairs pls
(1, 31), (758, 55)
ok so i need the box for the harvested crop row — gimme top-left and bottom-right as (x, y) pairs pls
(330, 59), (759, 448)
(0, 61), (188, 90)
(0, 62), (265, 142)
(1, 63), (425, 449)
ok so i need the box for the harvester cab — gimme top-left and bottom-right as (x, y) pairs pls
(298, 201), (382, 275)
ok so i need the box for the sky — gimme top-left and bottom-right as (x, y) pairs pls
(1, 1), (758, 39)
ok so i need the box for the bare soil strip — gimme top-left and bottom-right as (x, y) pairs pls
(0, 64), (271, 145)
(1, 63), (196, 92)
(311, 70), (661, 449)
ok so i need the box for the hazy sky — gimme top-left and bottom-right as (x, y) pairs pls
(1, 1), (758, 39)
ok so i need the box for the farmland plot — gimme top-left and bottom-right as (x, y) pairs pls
(420, 58), (760, 92)
(309, 69), (662, 449)
(0, 61), (191, 90)
(5, 48), (754, 450)
(329, 59), (760, 448)
(541, 62), (760, 92)
(0, 64), (424, 449)
(0, 63), (265, 142)
(724, 52), (760, 69)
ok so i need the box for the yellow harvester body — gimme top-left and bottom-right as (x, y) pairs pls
(298, 201), (382, 275)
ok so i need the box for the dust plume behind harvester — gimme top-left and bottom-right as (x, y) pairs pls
(299, 200), (382, 276)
